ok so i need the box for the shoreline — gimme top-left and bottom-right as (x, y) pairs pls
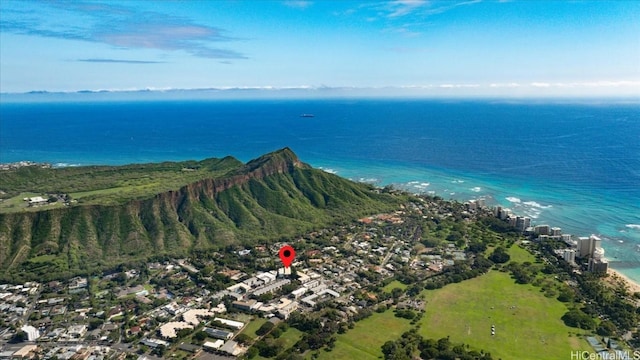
(607, 267), (640, 294)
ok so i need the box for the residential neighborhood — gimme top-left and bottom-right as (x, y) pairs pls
(0, 195), (632, 359)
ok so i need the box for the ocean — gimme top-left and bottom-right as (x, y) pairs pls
(1, 99), (639, 281)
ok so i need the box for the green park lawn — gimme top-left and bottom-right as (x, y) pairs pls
(279, 327), (304, 349)
(241, 317), (269, 339)
(382, 279), (408, 293)
(418, 270), (589, 360)
(508, 243), (537, 263)
(255, 327), (304, 360)
(315, 309), (413, 360)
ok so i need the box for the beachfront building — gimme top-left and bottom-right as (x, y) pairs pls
(578, 235), (601, 258)
(588, 247), (609, 273)
(515, 216), (531, 232)
(534, 225), (551, 236)
(494, 206), (511, 220)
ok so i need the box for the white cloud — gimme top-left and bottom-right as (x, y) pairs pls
(490, 83), (521, 88)
(531, 82), (551, 88)
(530, 81), (640, 88)
(283, 1), (313, 9)
(388, 0), (427, 18)
(439, 83), (480, 88)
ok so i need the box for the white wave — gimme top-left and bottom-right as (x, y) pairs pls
(410, 181), (429, 189)
(450, 192), (456, 195)
(53, 163), (81, 168)
(358, 178), (378, 183)
(470, 187), (481, 193)
(523, 201), (552, 209)
(428, 191), (436, 195)
(625, 224), (640, 230)
(506, 196), (521, 203)
(451, 179), (465, 184)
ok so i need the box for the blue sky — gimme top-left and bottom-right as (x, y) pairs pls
(1, 0), (639, 97)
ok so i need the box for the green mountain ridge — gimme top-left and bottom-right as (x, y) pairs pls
(0, 148), (399, 280)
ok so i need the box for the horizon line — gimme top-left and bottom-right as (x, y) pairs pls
(1, 84), (639, 101)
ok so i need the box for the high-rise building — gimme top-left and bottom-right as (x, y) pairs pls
(515, 216), (531, 232)
(495, 207), (511, 220)
(589, 257), (608, 273)
(534, 225), (550, 236)
(577, 235), (601, 258)
(590, 235), (601, 251)
(563, 249), (576, 265)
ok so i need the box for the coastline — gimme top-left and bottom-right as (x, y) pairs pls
(607, 267), (640, 295)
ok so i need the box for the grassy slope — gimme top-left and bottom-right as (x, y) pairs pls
(507, 243), (536, 263)
(0, 150), (400, 279)
(0, 156), (243, 211)
(418, 270), (589, 360)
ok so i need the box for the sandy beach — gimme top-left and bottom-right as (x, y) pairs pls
(607, 268), (640, 295)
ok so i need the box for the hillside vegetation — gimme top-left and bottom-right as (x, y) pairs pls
(0, 148), (399, 280)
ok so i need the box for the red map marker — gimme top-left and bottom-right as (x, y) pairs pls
(279, 245), (295, 268)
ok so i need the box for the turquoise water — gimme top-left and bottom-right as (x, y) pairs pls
(1, 99), (639, 281)
(314, 157), (640, 281)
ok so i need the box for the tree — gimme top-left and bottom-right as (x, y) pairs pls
(489, 247), (510, 264)
(153, 345), (166, 357)
(562, 310), (595, 330)
(246, 346), (259, 359)
(597, 321), (616, 337)
(256, 321), (275, 336)
(557, 289), (574, 303)
(437, 337), (451, 351)
(11, 331), (27, 343)
(382, 341), (396, 358)
(194, 331), (207, 342)
(89, 318), (104, 330)
(235, 333), (253, 345)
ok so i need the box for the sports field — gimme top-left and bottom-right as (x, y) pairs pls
(418, 270), (589, 359)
